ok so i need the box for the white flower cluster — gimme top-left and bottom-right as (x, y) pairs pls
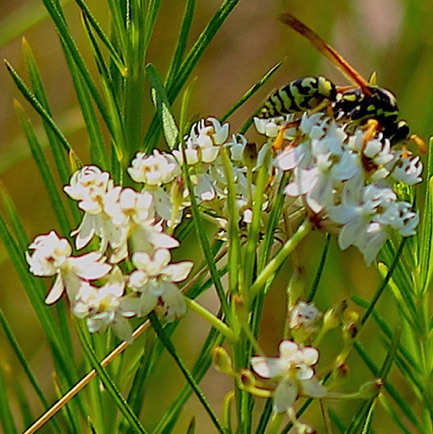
(27, 165), (193, 343)
(256, 113), (422, 264)
(26, 114), (422, 341)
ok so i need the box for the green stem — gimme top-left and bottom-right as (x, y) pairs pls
(150, 313), (228, 434)
(185, 297), (238, 343)
(265, 412), (284, 434)
(251, 220), (312, 300)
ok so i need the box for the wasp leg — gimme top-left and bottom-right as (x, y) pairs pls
(409, 134), (428, 155)
(272, 120), (300, 150)
(308, 99), (331, 114)
(363, 119), (380, 143)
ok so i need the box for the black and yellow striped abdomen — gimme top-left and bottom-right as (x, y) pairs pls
(259, 76), (337, 118)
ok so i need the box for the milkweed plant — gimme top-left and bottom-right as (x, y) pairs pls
(2, 1), (433, 434)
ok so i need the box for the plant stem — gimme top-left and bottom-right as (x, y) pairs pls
(185, 297), (238, 343)
(265, 412), (284, 434)
(250, 220), (312, 300)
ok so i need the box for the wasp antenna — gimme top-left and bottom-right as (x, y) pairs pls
(279, 12), (371, 96)
(368, 71), (378, 85)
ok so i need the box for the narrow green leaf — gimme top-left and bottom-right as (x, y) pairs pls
(165, 0), (196, 88)
(41, 0), (116, 141)
(142, 0), (162, 55)
(5, 60), (73, 156)
(147, 63), (179, 149)
(75, 322), (148, 434)
(80, 13), (116, 169)
(351, 295), (422, 392)
(143, 0), (240, 150)
(74, 0), (127, 75)
(0, 365), (18, 434)
(153, 326), (224, 434)
(307, 234), (331, 302)
(125, 333), (155, 421)
(21, 38), (72, 191)
(222, 60), (284, 124)
(354, 340), (423, 431)
(166, 0), (239, 101)
(179, 145), (227, 311)
(14, 102), (72, 235)
(219, 149), (242, 295)
(0, 309), (49, 417)
(107, 0), (128, 56)
(15, 382), (36, 432)
(361, 239), (406, 327)
(418, 138), (433, 294)
(150, 314), (227, 434)
(0, 214), (85, 417)
(255, 399), (273, 434)
(379, 395), (412, 434)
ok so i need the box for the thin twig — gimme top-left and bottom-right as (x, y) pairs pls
(23, 321), (150, 434)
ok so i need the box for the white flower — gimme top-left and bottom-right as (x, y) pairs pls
(26, 230), (72, 276)
(353, 222), (389, 266)
(71, 210), (126, 254)
(227, 134), (249, 162)
(275, 142), (311, 172)
(128, 150), (181, 186)
(192, 173), (217, 201)
(253, 115), (298, 139)
(388, 151), (423, 185)
(289, 301), (320, 332)
(299, 112), (330, 138)
(251, 340), (326, 413)
(361, 138), (394, 181)
(73, 268), (133, 343)
(173, 117), (229, 165)
(122, 249), (193, 321)
(283, 122), (361, 213)
(327, 182), (403, 265)
(379, 201), (419, 236)
(105, 188), (154, 226)
(254, 116), (284, 138)
(26, 231), (111, 304)
(104, 188), (179, 260)
(64, 166), (114, 214)
(65, 166), (128, 255)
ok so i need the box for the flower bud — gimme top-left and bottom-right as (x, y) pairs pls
(287, 267), (306, 307)
(238, 369), (256, 391)
(213, 346), (234, 375)
(242, 142), (258, 168)
(334, 357), (350, 379)
(323, 300), (348, 330)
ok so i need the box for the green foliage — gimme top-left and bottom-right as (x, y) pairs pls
(1, 1), (433, 433)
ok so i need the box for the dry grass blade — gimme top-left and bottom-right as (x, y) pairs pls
(23, 321), (150, 434)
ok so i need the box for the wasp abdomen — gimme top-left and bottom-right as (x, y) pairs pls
(260, 76), (337, 118)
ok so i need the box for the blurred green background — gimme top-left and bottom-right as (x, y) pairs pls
(0, 0), (432, 432)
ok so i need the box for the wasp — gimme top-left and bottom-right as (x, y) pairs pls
(260, 13), (425, 151)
